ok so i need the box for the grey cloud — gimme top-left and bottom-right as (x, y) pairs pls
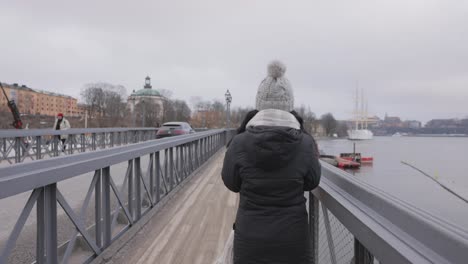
(1, 0), (467, 123)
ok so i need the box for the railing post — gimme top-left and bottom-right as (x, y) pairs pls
(102, 167), (112, 247)
(92, 133), (97, 150)
(181, 144), (186, 178)
(309, 192), (319, 264)
(67, 135), (73, 155)
(155, 152), (161, 203)
(15, 137), (21, 163)
(128, 159), (134, 221)
(36, 136), (42, 160)
(354, 239), (374, 264)
(81, 134), (86, 152)
(110, 132), (114, 148)
(44, 183), (58, 264)
(201, 139), (205, 163)
(135, 157), (142, 220)
(322, 204), (337, 264)
(95, 170), (102, 248)
(169, 147), (174, 189)
(149, 153), (154, 203)
(189, 142), (193, 173)
(36, 188), (45, 264)
(54, 135), (60, 157)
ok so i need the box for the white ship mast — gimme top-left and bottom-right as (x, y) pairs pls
(348, 82), (373, 140)
(361, 88), (365, 130)
(355, 83), (359, 130)
(365, 100), (369, 129)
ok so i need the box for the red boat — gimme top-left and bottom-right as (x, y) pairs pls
(320, 155), (361, 169)
(340, 153), (373, 164)
(335, 157), (361, 169)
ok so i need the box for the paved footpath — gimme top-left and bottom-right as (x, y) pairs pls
(109, 151), (237, 264)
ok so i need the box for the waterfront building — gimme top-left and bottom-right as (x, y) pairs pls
(0, 82), (80, 117)
(127, 76), (166, 119)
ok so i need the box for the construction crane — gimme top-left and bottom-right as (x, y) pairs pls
(0, 82), (23, 129)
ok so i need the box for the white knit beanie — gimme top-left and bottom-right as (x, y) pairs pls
(255, 60), (294, 112)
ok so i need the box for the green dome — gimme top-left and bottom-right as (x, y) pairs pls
(132, 88), (161, 97)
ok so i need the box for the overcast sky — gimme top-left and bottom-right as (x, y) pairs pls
(1, 0), (467, 123)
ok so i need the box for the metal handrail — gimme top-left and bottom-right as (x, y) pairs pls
(0, 130), (225, 199)
(0, 127), (160, 164)
(0, 127), (157, 138)
(309, 162), (468, 264)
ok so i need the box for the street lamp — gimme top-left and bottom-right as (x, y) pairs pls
(225, 90), (232, 128)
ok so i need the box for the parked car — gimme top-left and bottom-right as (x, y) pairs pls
(156, 122), (195, 139)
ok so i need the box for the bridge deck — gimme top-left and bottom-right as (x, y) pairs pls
(110, 151), (237, 264)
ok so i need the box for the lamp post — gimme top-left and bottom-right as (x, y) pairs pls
(225, 90), (232, 128)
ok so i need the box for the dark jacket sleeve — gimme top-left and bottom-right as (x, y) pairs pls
(222, 136), (242, 192)
(304, 136), (321, 191)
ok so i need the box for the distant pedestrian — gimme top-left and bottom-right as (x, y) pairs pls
(53, 113), (71, 151)
(222, 61), (321, 264)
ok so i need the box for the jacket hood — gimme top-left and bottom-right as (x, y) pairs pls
(244, 126), (303, 170)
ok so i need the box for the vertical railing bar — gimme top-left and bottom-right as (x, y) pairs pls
(149, 153), (154, 203)
(36, 136), (42, 160)
(92, 133), (97, 151)
(45, 183), (58, 264)
(102, 167), (112, 247)
(81, 134), (85, 153)
(188, 142), (193, 174)
(15, 137), (21, 163)
(135, 157), (142, 219)
(95, 170), (102, 248)
(321, 203), (338, 264)
(309, 192), (319, 264)
(67, 135), (73, 155)
(128, 159), (134, 222)
(155, 151), (161, 203)
(164, 149), (169, 191)
(36, 188), (45, 264)
(169, 147), (174, 189)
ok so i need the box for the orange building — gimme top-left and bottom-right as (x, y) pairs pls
(0, 83), (80, 117)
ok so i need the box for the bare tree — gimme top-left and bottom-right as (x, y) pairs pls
(172, 99), (191, 122)
(81, 82), (127, 127)
(135, 100), (162, 127)
(335, 121), (349, 137)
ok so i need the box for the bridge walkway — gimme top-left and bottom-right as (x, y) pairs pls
(107, 150), (236, 264)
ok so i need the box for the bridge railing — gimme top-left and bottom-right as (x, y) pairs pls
(0, 128), (158, 165)
(0, 129), (235, 264)
(308, 162), (468, 264)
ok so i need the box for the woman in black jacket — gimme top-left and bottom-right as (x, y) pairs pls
(222, 61), (321, 264)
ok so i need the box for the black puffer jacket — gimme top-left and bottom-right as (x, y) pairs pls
(222, 126), (321, 264)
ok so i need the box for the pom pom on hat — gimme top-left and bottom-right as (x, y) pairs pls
(255, 60), (294, 112)
(267, 60), (286, 78)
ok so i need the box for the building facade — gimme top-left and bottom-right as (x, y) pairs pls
(0, 83), (80, 117)
(127, 76), (166, 118)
